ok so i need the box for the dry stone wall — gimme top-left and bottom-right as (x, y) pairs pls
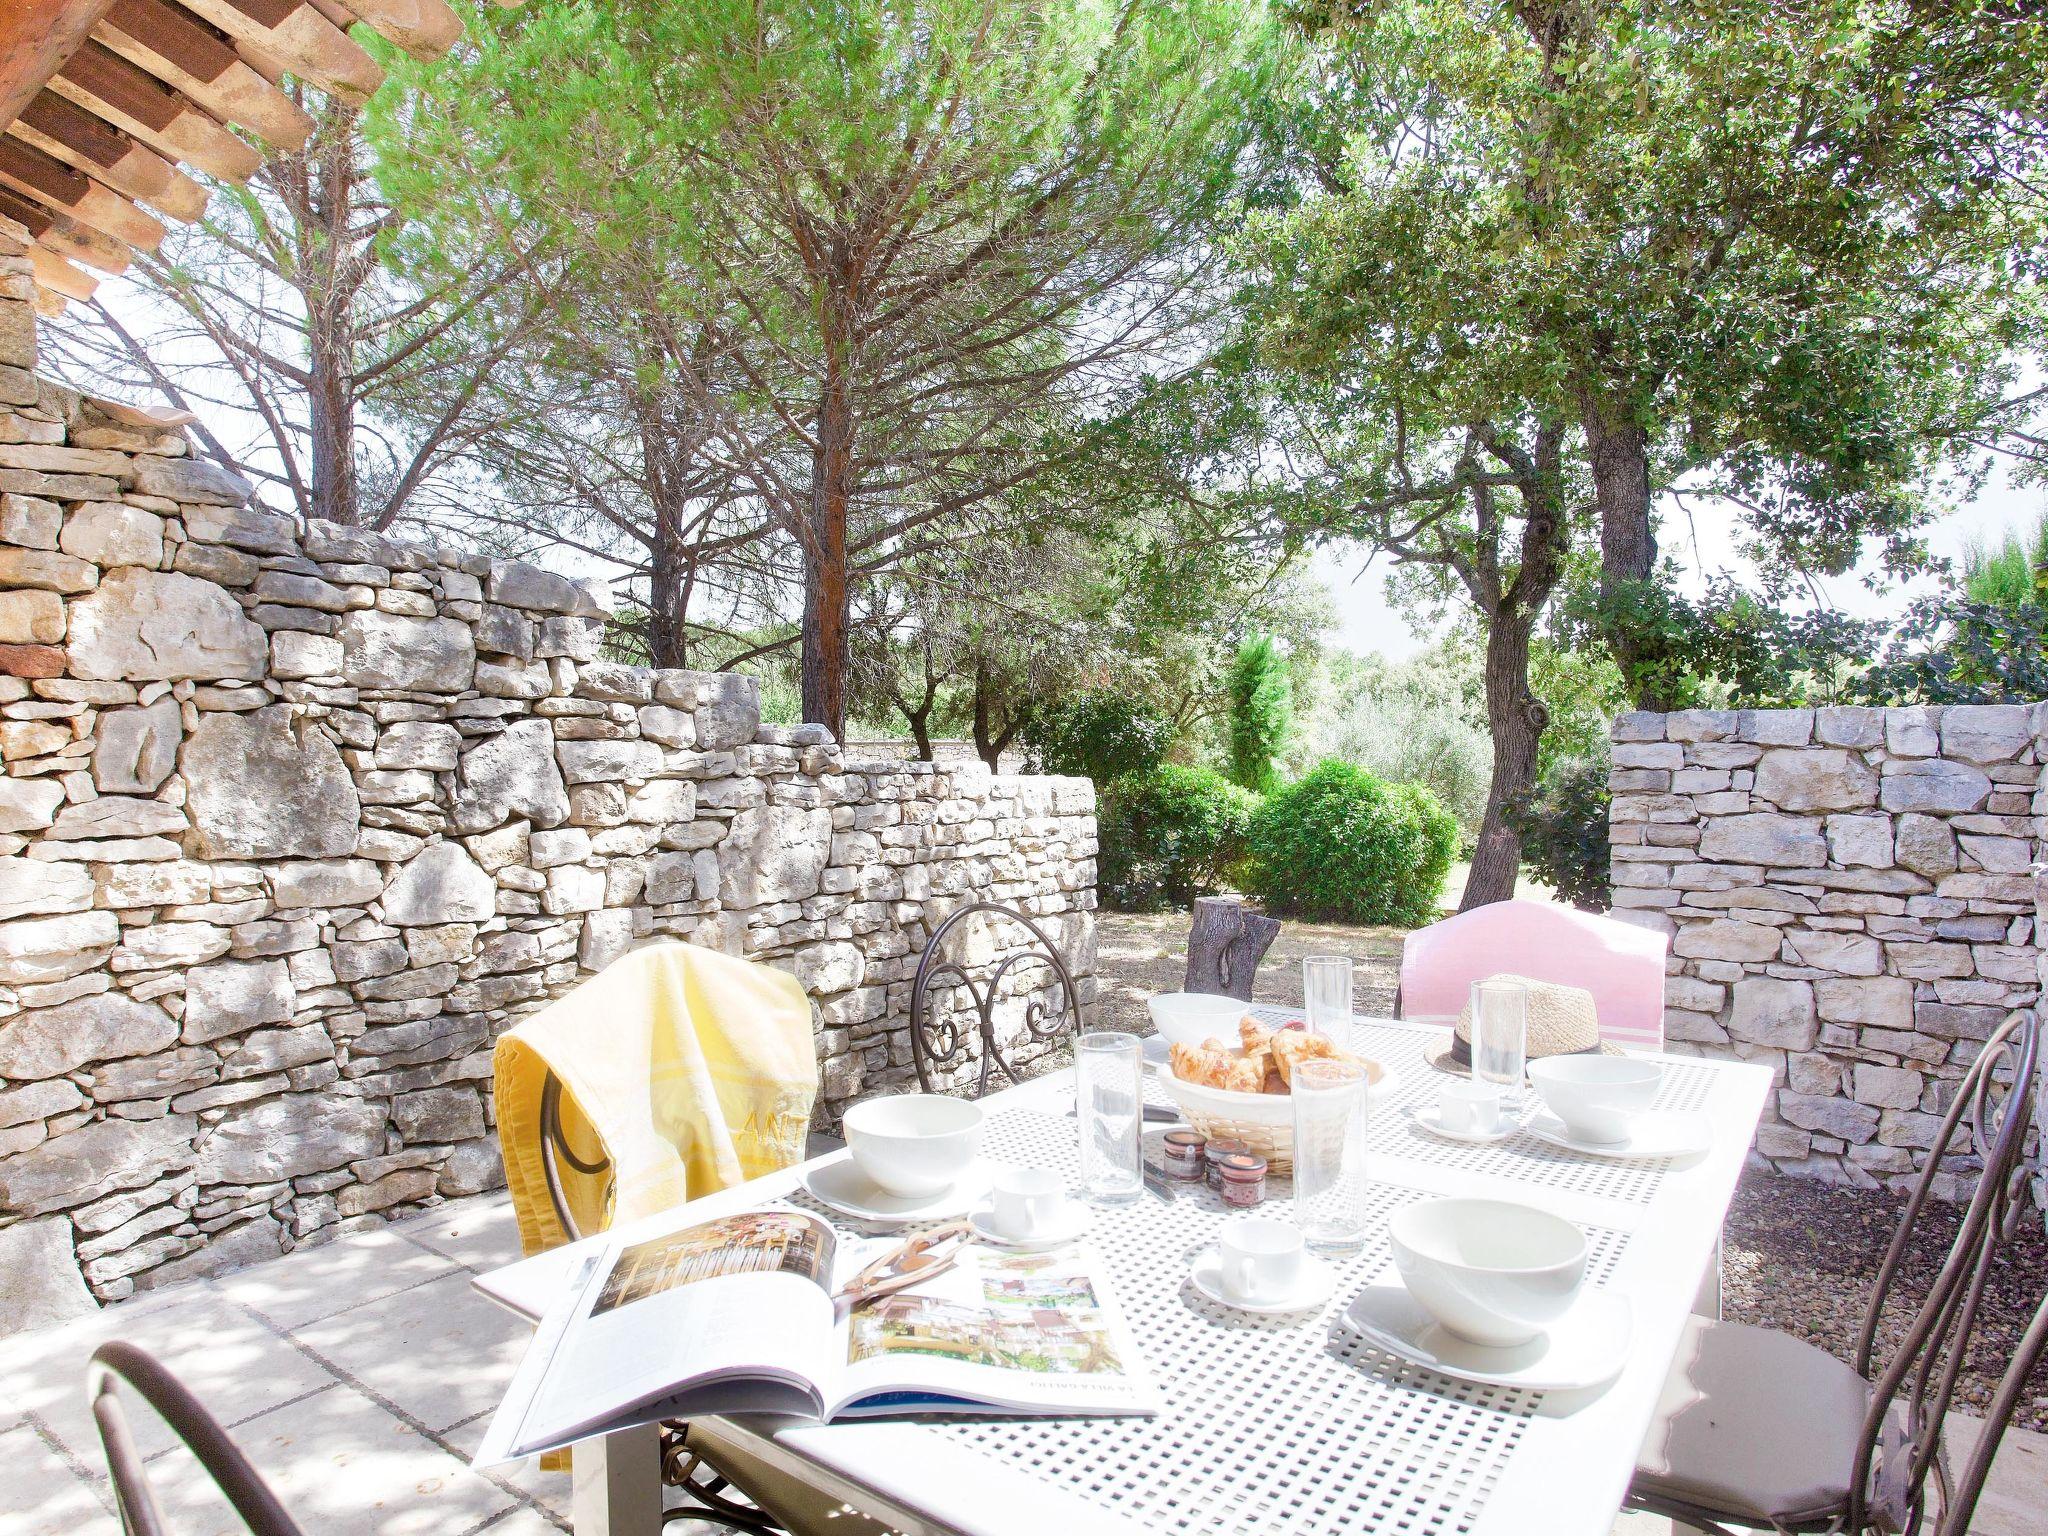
(0, 222), (1096, 1322)
(1609, 705), (2042, 1196)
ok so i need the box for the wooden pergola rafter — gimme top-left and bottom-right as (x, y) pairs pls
(0, 0), (483, 310)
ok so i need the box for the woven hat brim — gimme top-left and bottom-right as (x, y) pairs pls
(1422, 1029), (1625, 1076)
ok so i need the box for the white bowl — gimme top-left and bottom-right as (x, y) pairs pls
(1146, 991), (1247, 1047)
(841, 1094), (984, 1198)
(1388, 1197), (1587, 1347)
(1526, 1056), (1662, 1145)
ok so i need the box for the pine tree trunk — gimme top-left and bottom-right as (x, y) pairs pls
(801, 338), (853, 737)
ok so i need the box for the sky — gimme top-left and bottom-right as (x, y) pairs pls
(1313, 457), (2048, 660)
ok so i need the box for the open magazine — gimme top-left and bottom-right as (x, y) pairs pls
(474, 1206), (1157, 1465)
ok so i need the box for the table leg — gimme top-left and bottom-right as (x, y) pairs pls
(1692, 1230), (1723, 1320)
(572, 1423), (664, 1536)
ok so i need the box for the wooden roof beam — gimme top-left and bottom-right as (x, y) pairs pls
(10, 89), (208, 221)
(182, 0), (385, 107)
(326, 0), (462, 64)
(0, 135), (167, 252)
(95, 0), (315, 152)
(51, 37), (263, 183)
(0, 1), (118, 131)
(29, 245), (99, 301)
(0, 184), (131, 273)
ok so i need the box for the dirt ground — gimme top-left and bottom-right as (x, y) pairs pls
(1091, 908), (2048, 1432)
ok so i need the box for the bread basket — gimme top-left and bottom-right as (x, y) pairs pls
(1156, 1053), (1397, 1178)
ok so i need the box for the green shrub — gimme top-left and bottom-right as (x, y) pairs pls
(1508, 754), (1611, 912)
(1244, 760), (1456, 927)
(1097, 764), (1258, 912)
(1225, 635), (1293, 793)
(1024, 691), (1173, 783)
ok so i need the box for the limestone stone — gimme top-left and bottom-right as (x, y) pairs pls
(719, 804), (832, 906)
(49, 796), (186, 841)
(270, 630), (342, 679)
(1812, 707), (1883, 749)
(0, 909), (118, 984)
(59, 501), (163, 568)
(0, 1114), (196, 1215)
(1781, 928), (1883, 976)
(268, 859), (383, 908)
(1880, 760), (1991, 814)
(1728, 978), (1816, 1048)
(1753, 748), (1877, 812)
(1937, 705), (2030, 764)
(1672, 919), (1783, 963)
(374, 721), (460, 771)
(1894, 814), (1958, 877)
(1885, 708), (1940, 757)
(0, 490), (58, 549)
(1824, 814), (1892, 868)
(133, 456), (254, 506)
(485, 560), (607, 616)
(451, 718), (569, 832)
(340, 611), (475, 692)
(0, 775), (62, 832)
(380, 841), (495, 925)
(1778, 1091), (1880, 1143)
(0, 856), (90, 919)
(0, 547), (96, 592)
(0, 1215), (98, 1334)
(93, 697), (182, 793)
(182, 958), (295, 1042)
(392, 1086), (485, 1142)
(183, 707), (360, 858)
(638, 704), (695, 747)
(1853, 1064), (1923, 1109)
(0, 587), (63, 644)
(1696, 813), (1826, 867)
(194, 1092), (384, 1183)
(1814, 976), (1915, 1029)
(0, 991), (177, 1077)
(69, 569), (267, 680)
(556, 738), (663, 784)
(694, 673), (761, 751)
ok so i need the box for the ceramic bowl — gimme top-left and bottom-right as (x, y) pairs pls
(1526, 1056), (1663, 1145)
(1388, 1197), (1587, 1347)
(1146, 991), (1248, 1047)
(841, 1094), (984, 1197)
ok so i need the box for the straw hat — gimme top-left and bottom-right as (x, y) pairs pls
(1423, 974), (1619, 1075)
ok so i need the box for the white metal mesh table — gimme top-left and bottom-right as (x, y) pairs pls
(479, 1016), (1773, 1536)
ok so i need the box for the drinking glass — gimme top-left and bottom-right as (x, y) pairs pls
(1302, 954), (1354, 1042)
(1075, 1032), (1143, 1204)
(1470, 978), (1529, 1108)
(1291, 1057), (1370, 1252)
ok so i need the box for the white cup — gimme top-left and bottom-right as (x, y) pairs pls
(1218, 1215), (1304, 1305)
(990, 1166), (1067, 1240)
(1439, 1079), (1502, 1137)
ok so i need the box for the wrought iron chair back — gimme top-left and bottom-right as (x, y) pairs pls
(88, 1340), (305, 1536)
(538, 1068), (612, 1242)
(1937, 1282), (2048, 1536)
(908, 901), (1082, 1095)
(1847, 1010), (2039, 1535)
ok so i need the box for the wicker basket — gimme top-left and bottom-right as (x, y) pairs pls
(1156, 1057), (1397, 1179)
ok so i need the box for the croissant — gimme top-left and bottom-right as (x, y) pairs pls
(1239, 1017), (1272, 1056)
(1270, 1029), (1370, 1086)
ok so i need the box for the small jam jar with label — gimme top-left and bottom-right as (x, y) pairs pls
(1205, 1137), (1250, 1191)
(1162, 1129), (1207, 1181)
(1216, 1152), (1268, 1207)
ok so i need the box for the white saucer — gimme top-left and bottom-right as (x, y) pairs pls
(802, 1156), (993, 1224)
(1188, 1246), (1338, 1316)
(1141, 1036), (1172, 1069)
(1408, 1105), (1519, 1145)
(967, 1203), (1090, 1251)
(1343, 1281), (1633, 1392)
(1524, 1110), (1711, 1161)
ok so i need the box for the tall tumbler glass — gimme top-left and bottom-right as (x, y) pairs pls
(1075, 1032), (1143, 1204)
(1291, 1058), (1370, 1252)
(1469, 978), (1529, 1109)
(1303, 954), (1354, 1043)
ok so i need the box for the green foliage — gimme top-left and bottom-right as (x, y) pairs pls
(1962, 513), (2048, 610)
(1226, 635), (1294, 793)
(1508, 755), (1613, 914)
(1243, 761), (1456, 928)
(1529, 640), (1629, 785)
(1024, 691), (1173, 784)
(1097, 765), (1259, 914)
(1854, 595), (2048, 706)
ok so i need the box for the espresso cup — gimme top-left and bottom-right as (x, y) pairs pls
(1218, 1215), (1304, 1305)
(990, 1166), (1067, 1240)
(1439, 1078), (1502, 1137)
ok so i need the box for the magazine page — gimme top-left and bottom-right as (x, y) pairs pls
(825, 1241), (1159, 1420)
(476, 1208), (841, 1465)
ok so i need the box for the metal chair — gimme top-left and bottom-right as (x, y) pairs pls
(1936, 1284), (2048, 1536)
(1628, 1011), (2040, 1536)
(908, 900), (1083, 1096)
(88, 1340), (304, 1536)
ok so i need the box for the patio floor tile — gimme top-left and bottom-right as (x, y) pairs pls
(143, 1380), (517, 1536)
(220, 1222), (462, 1330)
(0, 1422), (114, 1536)
(447, 1412), (573, 1525)
(290, 1270), (530, 1434)
(0, 1293), (340, 1471)
(396, 1196), (527, 1273)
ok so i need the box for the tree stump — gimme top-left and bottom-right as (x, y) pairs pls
(1183, 896), (1281, 1001)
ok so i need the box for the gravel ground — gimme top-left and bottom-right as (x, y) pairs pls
(1090, 909), (2048, 1432)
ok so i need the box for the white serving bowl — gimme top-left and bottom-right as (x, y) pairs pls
(1526, 1056), (1663, 1145)
(841, 1094), (984, 1197)
(1388, 1197), (1587, 1347)
(1146, 991), (1247, 1047)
